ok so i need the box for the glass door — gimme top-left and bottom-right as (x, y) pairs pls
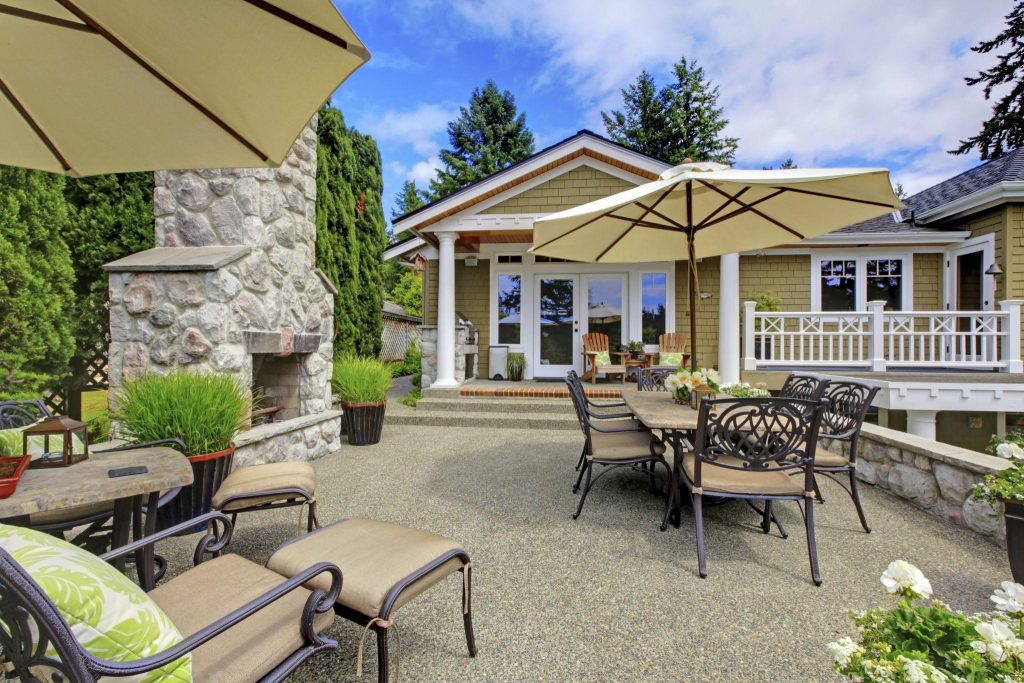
(533, 275), (579, 378)
(582, 274), (627, 353)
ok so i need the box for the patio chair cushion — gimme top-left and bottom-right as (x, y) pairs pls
(212, 461), (316, 512)
(814, 447), (850, 468)
(150, 553), (333, 683)
(590, 430), (664, 460)
(682, 454), (804, 496)
(659, 351), (684, 367)
(267, 518), (466, 619)
(593, 350), (612, 367)
(0, 524), (192, 681)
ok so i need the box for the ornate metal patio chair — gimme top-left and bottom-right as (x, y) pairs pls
(779, 373), (830, 401)
(0, 399), (53, 428)
(656, 332), (690, 368)
(581, 332), (626, 384)
(682, 397), (827, 585)
(566, 375), (668, 519)
(812, 380), (880, 532)
(565, 371), (642, 473)
(637, 366), (676, 392)
(0, 512), (341, 682)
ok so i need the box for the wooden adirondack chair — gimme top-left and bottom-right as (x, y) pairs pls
(581, 332), (626, 384)
(656, 332), (690, 368)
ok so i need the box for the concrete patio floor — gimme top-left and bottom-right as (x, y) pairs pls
(158, 425), (1010, 682)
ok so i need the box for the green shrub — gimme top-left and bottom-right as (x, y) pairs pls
(507, 352), (525, 381)
(333, 356), (392, 404)
(113, 371), (250, 456)
(401, 388), (422, 408)
(392, 341), (422, 378)
(84, 413), (110, 444)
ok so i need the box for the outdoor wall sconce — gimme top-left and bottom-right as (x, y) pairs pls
(24, 416), (89, 468)
(699, 291), (713, 300)
(986, 262), (1004, 277)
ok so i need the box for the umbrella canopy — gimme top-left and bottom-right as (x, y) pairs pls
(0, 0), (369, 176)
(587, 302), (622, 324)
(531, 161), (903, 368)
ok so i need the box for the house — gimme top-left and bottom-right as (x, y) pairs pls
(387, 130), (1024, 451)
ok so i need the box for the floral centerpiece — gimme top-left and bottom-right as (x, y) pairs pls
(972, 432), (1024, 582)
(828, 560), (1024, 681)
(664, 368), (720, 408)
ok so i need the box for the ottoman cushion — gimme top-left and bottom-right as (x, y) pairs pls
(267, 518), (466, 618)
(212, 461), (316, 512)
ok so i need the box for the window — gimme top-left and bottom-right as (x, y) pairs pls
(814, 255), (909, 311)
(497, 254), (522, 264)
(534, 255), (571, 263)
(641, 273), (667, 344)
(820, 259), (857, 311)
(496, 274), (521, 344)
(866, 259), (903, 311)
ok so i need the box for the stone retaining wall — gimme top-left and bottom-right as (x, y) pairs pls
(233, 410), (342, 468)
(821, 424), (1013, 544)
(419, 325), (473, 387)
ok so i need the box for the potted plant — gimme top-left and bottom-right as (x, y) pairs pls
(506, 352), (525, 381)
(828, 560), (1024, 680)
(333, 356), (392, 446)
(114, 371), (251, 530)
(972, 433), (1024, 581)
(623, 340), (645, 360)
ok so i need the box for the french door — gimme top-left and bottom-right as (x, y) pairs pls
(533, 275), (579, 378)
(581, 274), (628, 352)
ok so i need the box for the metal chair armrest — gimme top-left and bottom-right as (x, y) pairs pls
(589, 422), (644, 433)
(587, 410), (635, 420)
(100, 511), (232, 563)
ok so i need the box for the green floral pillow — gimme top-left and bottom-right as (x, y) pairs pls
(659, 351), (684, 367)
(0, 427), (21, 457)
(593, 350), (612, 367)
(0, 524), (192, 681)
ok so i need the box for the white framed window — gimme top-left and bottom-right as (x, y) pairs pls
(495, 273), (522, 344)
(811, 252), (913, 311)
(640, 271), (669, 344)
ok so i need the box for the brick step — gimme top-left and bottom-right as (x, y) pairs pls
(383, 408), (578, 431)
(414, 396), (576, 414)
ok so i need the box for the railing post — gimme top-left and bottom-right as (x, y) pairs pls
(999, 300), (1023, 373)
(743, 301), (757, 371)
(867, 300), (886, 371)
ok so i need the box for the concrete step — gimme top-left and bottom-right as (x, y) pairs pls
(383, 406), (578, 430)
(415, 396), (575, 415)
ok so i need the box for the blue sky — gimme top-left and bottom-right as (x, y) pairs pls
(330, 0), (1012, 225)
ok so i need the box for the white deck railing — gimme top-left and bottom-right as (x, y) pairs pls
(743, 300), (1023, 373)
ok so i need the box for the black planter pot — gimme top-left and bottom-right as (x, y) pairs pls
(156, 447), (234, 533)
(343, 402), (386, 446)
(1005, 501), (1024, 583)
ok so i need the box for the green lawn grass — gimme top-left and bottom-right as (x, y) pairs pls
(81, 389), (108, 421)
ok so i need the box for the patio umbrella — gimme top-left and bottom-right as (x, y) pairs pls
(587, 302), (622, 324)
(0, 0), (369, 176)
(531, 162), (903, 369)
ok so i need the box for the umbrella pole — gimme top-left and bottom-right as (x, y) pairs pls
(688, 254), (698, 372)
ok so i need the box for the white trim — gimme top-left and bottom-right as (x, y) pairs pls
(531, 273), (580, 378)
(918, 180), (1024, 223)
(817, 373), (1024, 413)
(795, 230), (971, 246)
(384, 236), (426, 262)
(392, 133), (670, 233)
(809, 250), (915, 312)
(944, 232), (996, 311)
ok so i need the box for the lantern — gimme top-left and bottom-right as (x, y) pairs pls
(24, 416), (89, 468)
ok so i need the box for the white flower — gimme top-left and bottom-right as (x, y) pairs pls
(880, 560), (933, 599)
(706, 368), (720, 385)
(972, 619), (1024, 663)
(664, 374), (681, 391)
(991, 581), (1024, 615)
(996, 442), (1024, 459)
(827, 637), (861, 669)
(897, 656), (949, 683)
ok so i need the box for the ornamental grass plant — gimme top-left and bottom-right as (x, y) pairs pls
(332, 355), (392, 404)
(113, 371), (251, 457)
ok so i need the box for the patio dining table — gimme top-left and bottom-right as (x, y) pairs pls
(0, 447), (193, 589)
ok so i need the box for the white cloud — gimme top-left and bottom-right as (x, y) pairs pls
(409, 156), (442, 185)
(449, 0), (1011, 191)
(356, 103), (455, 157)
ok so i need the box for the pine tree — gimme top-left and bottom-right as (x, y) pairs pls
(429, 81), (535, 199)
(601, 71), (675, 160)
(391, 180), (426, 223)
(0, 167), (75, 398)
(953, 2), (1024, 160)
(350, 129), (387, 357)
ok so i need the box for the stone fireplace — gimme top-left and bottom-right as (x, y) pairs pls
(105, 117), (341, 465)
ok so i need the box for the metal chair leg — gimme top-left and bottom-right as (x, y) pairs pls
(307, 499), (320, 531)
(572, 464), (593, 520)
(575, 445), (586, 471)
(572, 457), (588, 493)
(804, 497), (822, 586)
(692, 492), (707, 578)
(760, 500), (772, 534)
(848, 470), (871, 533)
(376, 625), (390, 683)
(812, 476), (824, 504)
(462, 565), (478, 657)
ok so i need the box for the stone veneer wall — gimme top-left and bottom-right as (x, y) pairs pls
(419, 325), (474, 387)
(822, 423), (1012, 544)
(233, 410), (341, 468)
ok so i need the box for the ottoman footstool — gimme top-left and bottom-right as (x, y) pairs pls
(267, 518), (477, 682)
(212, 461), (319, 532)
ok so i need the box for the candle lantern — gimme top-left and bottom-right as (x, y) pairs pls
(24, 416), (89, 468)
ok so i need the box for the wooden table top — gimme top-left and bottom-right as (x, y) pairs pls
(621, 391), (701, 430)
(0, 447), (193, 518)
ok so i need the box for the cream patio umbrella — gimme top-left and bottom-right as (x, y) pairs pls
(531, 162), (904, 369)
(0, 0), (369, 176)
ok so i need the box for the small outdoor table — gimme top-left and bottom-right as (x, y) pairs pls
(0, 447), (192, 588)
(613, 353), (653, 382)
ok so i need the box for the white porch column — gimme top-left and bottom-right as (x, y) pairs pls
(1000, 300), (1023, 373)
(718, 253), (740, 384)
(867, 300), (887, 372)
(906, 410), (938, 440)
(433, 232), (459, 388)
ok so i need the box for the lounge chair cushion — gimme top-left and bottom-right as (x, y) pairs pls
(659, 351), (684, 367)
(30, 500), (114, 527)
(593, 350), (612, 367)
(212, 461), (316, 512)
(683, 454), (804, 496)
(267, 518), (466, 619)
(814, 447), (850, 468)
(590, 430), (664, 460)
(0, 524), (192, 681)
(150, 553), (333, 683)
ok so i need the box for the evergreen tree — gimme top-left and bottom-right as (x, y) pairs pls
(602, 56), (739, 164)
(390, 270), (422, 318)
(391, 180), (426, 223)
(429, 81), (535, 199)
(0, 168), (75, 398)
(601, 71), (675, 160)
(350, 129), (387, 357)
(953, 2), (1024, 160)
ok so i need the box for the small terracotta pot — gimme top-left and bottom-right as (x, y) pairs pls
(1005, 501), (1024, 583)
(343, 402), (386, 446)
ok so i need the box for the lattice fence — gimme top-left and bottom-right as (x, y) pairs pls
(380, 313), (420, 361)
(43, 342), (108, 416)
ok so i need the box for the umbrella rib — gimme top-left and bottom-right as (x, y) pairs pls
(695, 187), (750, 228)
(55, 0), (272, 163)
(530, 208), (618, 251)
(242, 0), (371, 62)
(772, 185), (896, 209)
(696, 180), (804, 240)
(0, 3), (94, 31)
(0, 76), (72, 174)
(594, 225), (635, 263)
(604, 214), (684, 232)
(635, 202), (687, 230)
(696, 189), (785, 230)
